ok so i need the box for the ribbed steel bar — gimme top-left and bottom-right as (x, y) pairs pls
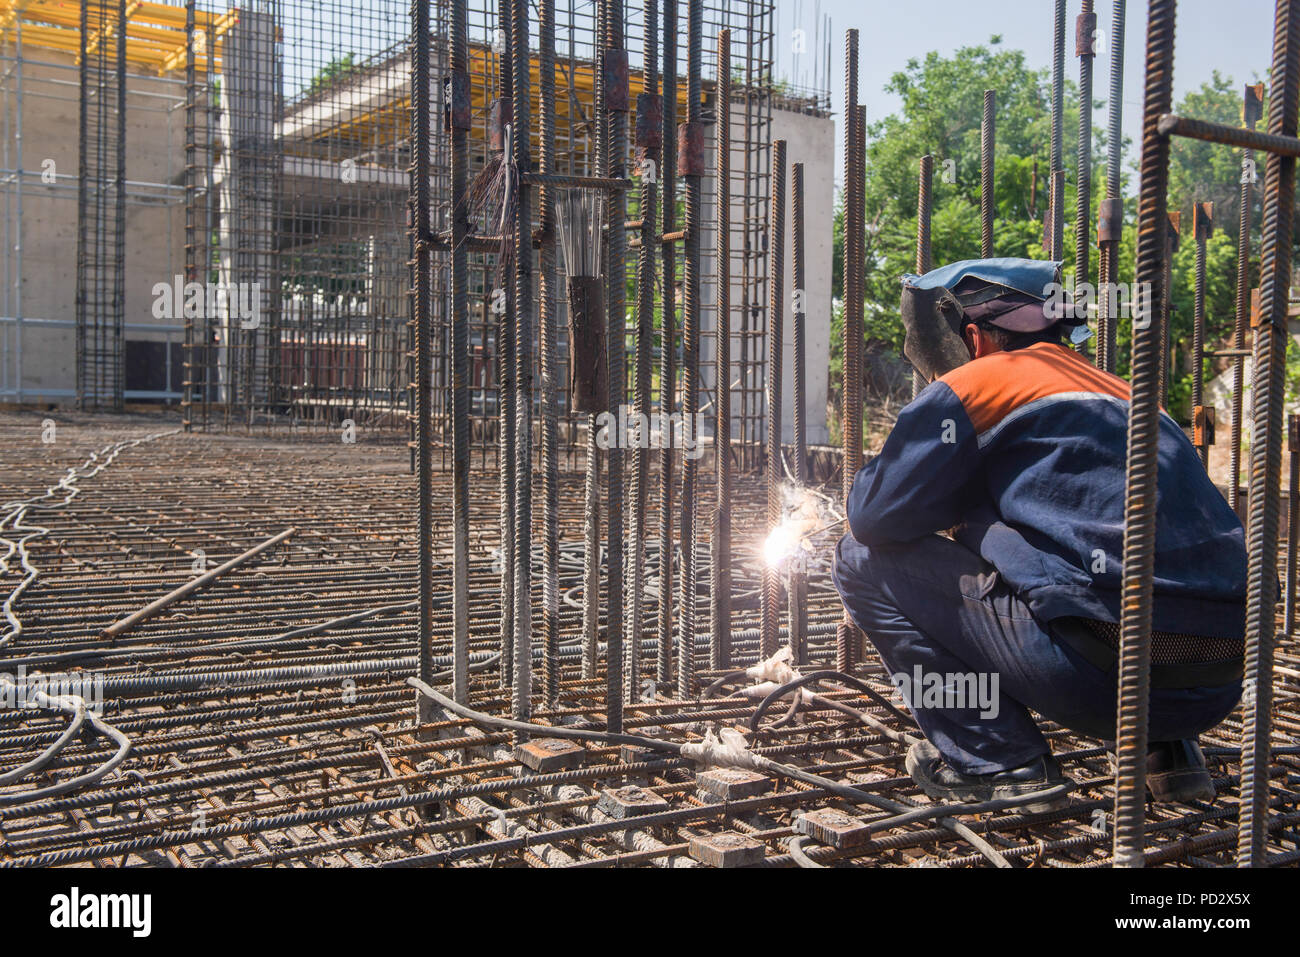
(981, 89), (995, 258)
(712, 27), (733, 671)
(510, 0), (535, 725)
(838, 30), (864, 673)
(1076, 2), (1095, 300)
(182, 0), (197, 434)
(539, 0), (560, 708)
(1239, 0), (1300, 869)
(448, 0), (471, 706)
(1192, 202), (1211, 469)
(410, 0), (437, 722)
(761, 139), (787, 660)
(1050, 0), (1066, 261)
(497, 0), (517, 693)
(1158, 113), (1300, 156)
(656, 0), (679, 686)
(1230, 84), (1262, 515)
(628, 0), (660, 701)
(916, 156), (934, 276)
(1113, 0), (1176, 869)
(1097, 0), (1125, 374)
(790, 160), (808, 666)
(1286, 416), (1300, 634)
(603, 0), (628, 729)
(677, 0), (703, 699)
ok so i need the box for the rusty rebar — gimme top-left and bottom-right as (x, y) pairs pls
(790, 160), (808, 666)
(1097, 0), (1126, 375)
(761, 139), (787, 660)
(1076, 3), (1095, 301)
(656, 0), (679, 687)
(981, 89), (995, 258)
(1192, 202), (1212, 469)
(712, 27), (732, 671)
(1239, 0), (1300, 869)
(1230, 83), (1263, 515)
(1113, 0), (1175, 869)
(914, 153), (933, 399)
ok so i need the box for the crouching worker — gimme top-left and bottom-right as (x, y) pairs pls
(833, 258), (1246, 811)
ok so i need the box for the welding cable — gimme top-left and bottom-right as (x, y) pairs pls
(787, 834), (826, 869)
(407, 676), (1012, 867)
(0, 687), (132, 806)
(747, 670), (917, 736)
(0, 430), (174, 805)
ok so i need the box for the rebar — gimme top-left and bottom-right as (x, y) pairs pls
(1076, 3), (1095, 301)
(981, 89), (995, 258)
(1097, 0), (1126, 374)
(1050, 0), (1066, 261)
(1113, 0), (1176, 869)
(1230, 83), (1263, 514)
(838, 33), (862, 674)
(1192, 202), (1211, 469)
(790, 160), (808, 666)
(1239, 0), (1300, 869)
(677, 0), (703, 699)
(761, 139), (787, 660)
(712, 27), (733, 671)
(656, 0), (680, 687)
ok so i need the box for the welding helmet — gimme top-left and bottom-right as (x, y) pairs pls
(900, 257), (1088, 382)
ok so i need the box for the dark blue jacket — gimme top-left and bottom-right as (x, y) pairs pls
(847, 342), (1247, 639)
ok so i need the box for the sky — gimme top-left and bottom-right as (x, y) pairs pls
(771, 0), (1278, 188)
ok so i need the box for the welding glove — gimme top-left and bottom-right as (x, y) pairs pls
(900, 281), (971, 383)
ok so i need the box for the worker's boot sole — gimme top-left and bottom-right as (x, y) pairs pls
(905, 740), (1070, 814)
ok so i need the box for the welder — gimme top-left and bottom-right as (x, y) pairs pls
(832, 257), (1246, 810)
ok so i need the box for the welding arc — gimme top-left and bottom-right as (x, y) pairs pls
(407, 677), (1013, 867)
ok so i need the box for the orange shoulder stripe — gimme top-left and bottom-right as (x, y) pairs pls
(939, 342), (1131, 434)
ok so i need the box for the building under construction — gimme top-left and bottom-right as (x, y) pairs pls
(0, 0), (1297, 873)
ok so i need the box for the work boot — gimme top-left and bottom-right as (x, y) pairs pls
(1146, 739), (1217, 803)
(905, 739), (1069, 813)
(1105, 739), (1217, 804)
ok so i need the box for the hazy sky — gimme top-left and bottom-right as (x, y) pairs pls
(772, 0), (1277, 187)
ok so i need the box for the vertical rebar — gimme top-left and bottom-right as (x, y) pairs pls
(1192, 202), (1211, 470)
(509, 0), (535, 725)
(628, 0), (659, 702)
(761, 139), (787, 660)
(409, 0), (437, 724)
(1230, 83), (1263, 515)
(604, 0), (629, 728)
(838, 30), (864, 674)
(1097, 0), (1125, 374)
(677, 0), (702, 699)
(1159, 213), (1178, 408)
(1076, 2), (1095, 301)
(449, 0), (471, 705)
(981, 90), (995, 259)
(497, 0), (517, 693)
(539, 0), (560, 707)
(1285, 416), (1300, 634)
(790, 160), (808, 666)
(656, 0), (679, 686)
(1112, 0), (1176, 869)
(1050, 0), (1066, 261)
(712, 27), (733, 671)
(1239, 0), (1300, 869)
(183, 0), (197, 433)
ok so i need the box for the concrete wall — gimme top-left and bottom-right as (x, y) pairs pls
(2, 47), (187, 400)
(698, 97), (834, 449)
